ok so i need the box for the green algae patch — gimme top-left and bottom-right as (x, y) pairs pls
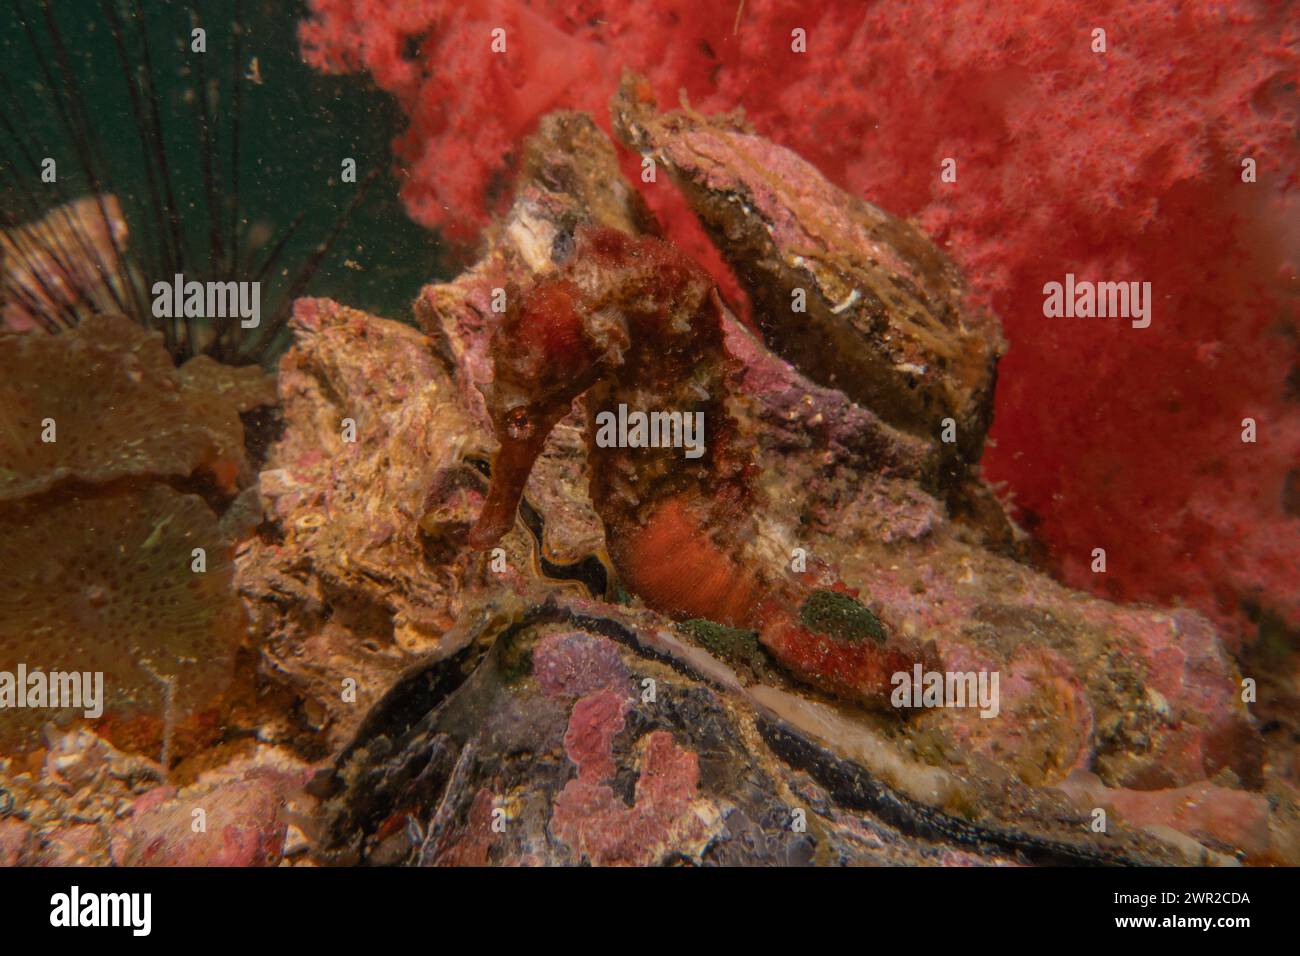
(798, 590), (886, 644)
(677, 618), (769, 674)
(496, 629), (536, 686)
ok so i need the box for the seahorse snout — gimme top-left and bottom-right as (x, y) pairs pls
(469, 429), (550, 549)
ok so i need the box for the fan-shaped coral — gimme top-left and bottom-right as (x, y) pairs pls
(0, 196), (130, 334)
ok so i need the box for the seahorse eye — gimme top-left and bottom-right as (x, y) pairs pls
(504, 405), (533, 440)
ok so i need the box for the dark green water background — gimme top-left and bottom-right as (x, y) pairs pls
(1, 0), (447, 335)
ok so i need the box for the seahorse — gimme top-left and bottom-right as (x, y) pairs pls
(468, 226), (937, 708)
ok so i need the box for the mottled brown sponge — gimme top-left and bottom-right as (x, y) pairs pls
(0, 484), (245, 752)
(0, 314), (274, 500)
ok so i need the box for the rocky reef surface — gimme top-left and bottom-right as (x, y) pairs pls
(1, 98), (1295, 867)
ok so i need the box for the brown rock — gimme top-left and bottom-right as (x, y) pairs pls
(237, 298), (482, 751)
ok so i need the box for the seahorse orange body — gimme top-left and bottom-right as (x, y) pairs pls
(469, 226), (935, 708)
